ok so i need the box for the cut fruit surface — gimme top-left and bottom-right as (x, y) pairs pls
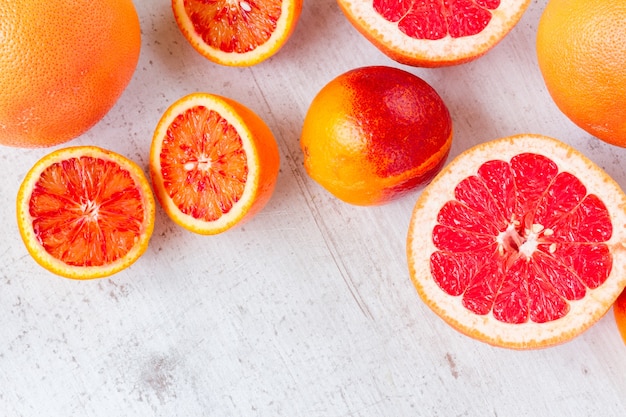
(337, 0), (531, 67)
(16, 146), (155, 279)
(172, 0), (302, 66)
(407, 134), (626, 349)
(150, 93), (280, 235)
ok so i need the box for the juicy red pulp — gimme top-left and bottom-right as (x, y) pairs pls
(29, 157), (146, 267)
(185, 0), (281, 53)
(374, 0), (501, 40)
(160, 106), (248, 222)
(430, 153), (613, 324)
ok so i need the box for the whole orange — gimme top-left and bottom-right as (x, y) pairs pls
(536, 0), (626, 147)
(0, 0), (141, 148)
(300, 66), (452, 206)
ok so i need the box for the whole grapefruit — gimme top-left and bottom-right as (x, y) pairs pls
(0, 0), (141, 148)
(536, 0), (626, 147)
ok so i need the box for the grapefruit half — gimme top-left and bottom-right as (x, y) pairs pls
(407, 134), (626, 349)
(337, 0), (531, 67)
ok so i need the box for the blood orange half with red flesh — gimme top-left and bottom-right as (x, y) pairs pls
(172, 0), (303, 66)
(150, 93), (280, 235)
(407, 134), (626, 349)
(16, 146), (155, 279)
(337, 0), (531, 67)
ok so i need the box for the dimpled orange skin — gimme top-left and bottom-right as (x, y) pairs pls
(300, 66), (453, 206)
(615, 289), (626, 344)
(0, 0), (141, 148)
(536, 0), (626, 147)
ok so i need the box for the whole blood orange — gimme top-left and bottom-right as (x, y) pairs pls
(337, 0), (531, 67)
(300, 66), (452, 206)
(172, 0), (302, 66)
(407, 134), (626, 349)
(615, 289), (626, 345)
(536, 0), (626, 147)
(0, 0), (141, 148)
(150, 93), (280, 234)
(16, 146), (155, 279)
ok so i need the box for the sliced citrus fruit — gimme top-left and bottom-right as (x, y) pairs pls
(337, 0), (531, 67)
(615, 289), (626, 345)
(407, 134), (626, 349)
(172, 0), (303, 66)
(16, 146), (155, 280)
(150, 92), (280, 235)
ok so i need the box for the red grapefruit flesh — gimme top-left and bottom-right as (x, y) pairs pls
(407, 134), (626, 349)
(337, 0), (531, 67)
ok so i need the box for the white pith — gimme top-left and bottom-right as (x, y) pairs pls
(496, 222), (555, 260)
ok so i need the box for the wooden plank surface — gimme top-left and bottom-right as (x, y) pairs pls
(1, 0), (626, 416)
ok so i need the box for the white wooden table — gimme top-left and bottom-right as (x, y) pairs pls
(2, 1), (625, 415)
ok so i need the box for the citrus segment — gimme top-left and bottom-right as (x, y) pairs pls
(407, 134), (626, 349)
(301, 66), (452, 206)
(150, 93), (280, 234)
(337, 0), (531, 67)
(16, 147), (155, 279)
(172, 0), (302, 66)
(0, 0), (141, 147)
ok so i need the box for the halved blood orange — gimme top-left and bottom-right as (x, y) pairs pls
(172, 0), (303, 66)
(615, 289), (626, 345)
(407, 134), (626, 349)
(150, 93), (280, 235)
(337, 0), (531, 67)
(16, 146), (155, 280)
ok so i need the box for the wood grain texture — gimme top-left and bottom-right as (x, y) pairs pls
(1, 0), (625, 416)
